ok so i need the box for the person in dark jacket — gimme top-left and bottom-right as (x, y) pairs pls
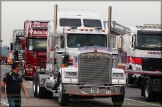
(1, 62), (29, 107)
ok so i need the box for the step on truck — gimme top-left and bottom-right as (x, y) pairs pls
(33, 5), (126, 106)
(21, 20), (50, 80)
(117, 24), (162, 101)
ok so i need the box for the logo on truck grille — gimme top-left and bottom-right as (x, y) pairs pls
(94, 50), (97, 56)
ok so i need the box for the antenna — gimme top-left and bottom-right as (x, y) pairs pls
(113, 2), (120, 21)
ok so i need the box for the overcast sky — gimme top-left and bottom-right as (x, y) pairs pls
(1, 1), (161, 46)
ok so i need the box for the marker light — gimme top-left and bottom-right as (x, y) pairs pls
(80, 28), (84, 31)
(67, 28), (71, 31)
(102, 30), (105, 32)
(90, 29), (93, 31)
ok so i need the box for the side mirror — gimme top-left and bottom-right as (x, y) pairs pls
(22, 42), (25, 49)
(21, 38), (25, 49)
(7, 47), (9, 50)
(133, 35), (136, 47)
(116, 36), (123, 49)
(130, 34), (136, 49)
(11, 45), (13, 50)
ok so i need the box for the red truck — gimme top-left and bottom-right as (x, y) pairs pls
(21, 20), (50, 80)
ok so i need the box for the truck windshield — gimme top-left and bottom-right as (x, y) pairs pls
(67, 34), (107, 48)
(136, 31), (162, 50)
(15, 44), (22, 50)
(27, 38), (47, 51)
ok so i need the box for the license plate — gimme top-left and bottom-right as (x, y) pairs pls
(91, 87), (99, 93)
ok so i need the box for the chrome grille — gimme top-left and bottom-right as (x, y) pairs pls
(79, 52), (111, 84)
(33, 57), (46, 67)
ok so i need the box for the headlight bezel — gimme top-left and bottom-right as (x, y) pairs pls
(112, 54), (118, 68)
(113, 73), (124, 78)
(26, 68), (33, 71)
(65, 71), (78, 77)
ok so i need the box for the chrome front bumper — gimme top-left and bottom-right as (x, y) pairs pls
(63, 84), (125, 97)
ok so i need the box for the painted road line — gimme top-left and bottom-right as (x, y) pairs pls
(0, 100), (9, 105)
(1, 66), (11, 70)
(29, 81), (32, 84)
(124, 98), (161, 106)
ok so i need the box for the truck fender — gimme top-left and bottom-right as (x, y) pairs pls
(52, 72), (61, 90)
(141, 76), (152, 96)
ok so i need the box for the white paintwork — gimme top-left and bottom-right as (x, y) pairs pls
(111, 68), (126, 84)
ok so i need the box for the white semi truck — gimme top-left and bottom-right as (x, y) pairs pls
(32, 5), (126, 106)
(118, 24), (162, 101)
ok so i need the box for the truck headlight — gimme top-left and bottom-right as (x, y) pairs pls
(41, 68), (45, 71)
(36, 68), (40, 71)
(26, 68), (33, 71)
(113, 73), (124, 77)
(65, 72), (77, 77)
(136, 67), (142, 71)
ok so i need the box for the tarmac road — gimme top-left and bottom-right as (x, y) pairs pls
(1, 65), (162, 107)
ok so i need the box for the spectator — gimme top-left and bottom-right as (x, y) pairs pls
(1, 62), (29, 107)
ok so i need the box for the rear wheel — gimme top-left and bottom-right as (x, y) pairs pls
(111, 94), (125, 106)
(46, 89), (53, 99)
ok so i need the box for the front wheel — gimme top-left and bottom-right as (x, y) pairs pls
(144, 80), (154, 101)
(58, 84), (69, 106)
(111, 94), (125, 106)
(37, 73), (46, 99)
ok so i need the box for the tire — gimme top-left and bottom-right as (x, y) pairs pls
(111, 94), (125, 106)
(33, 73), (38, 97)
(144, 80), (154, 101)
(58, 84), (69, 106)
(37, 73), (46, 99)
(46, 89), (53, 99)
